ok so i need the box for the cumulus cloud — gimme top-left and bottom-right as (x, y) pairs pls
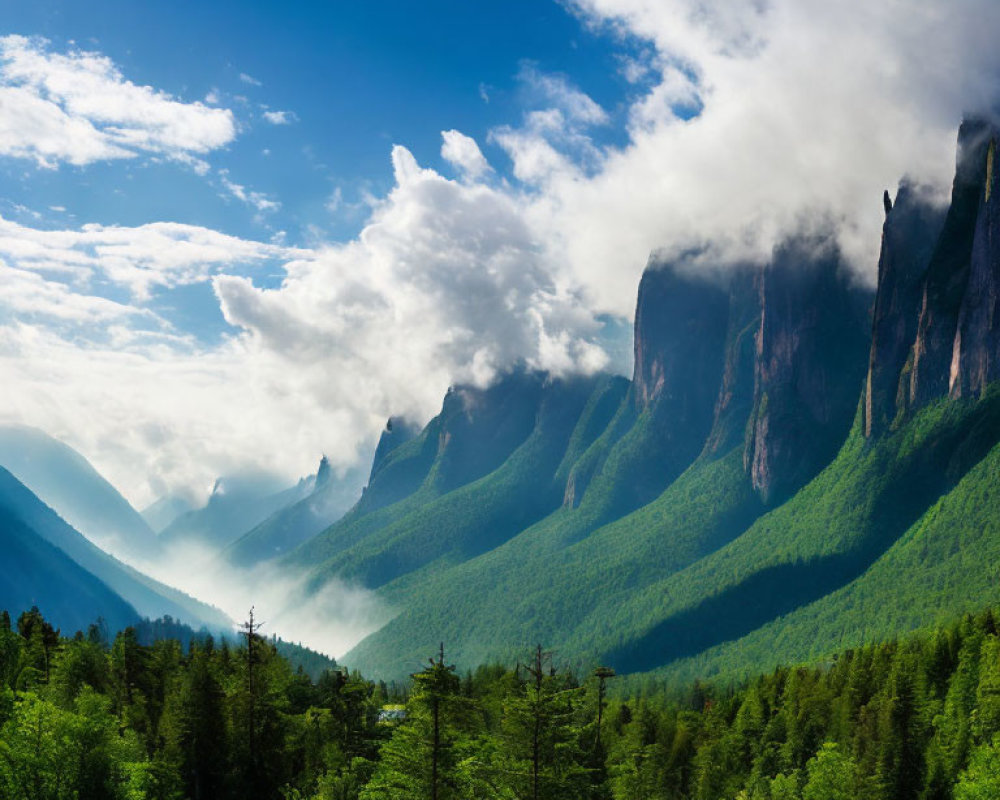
(213, 142), (608, 424)
(0, 142), (608, 506)
(0, 35), (235, 168)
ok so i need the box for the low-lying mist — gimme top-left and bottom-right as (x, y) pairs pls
(135, 540), (393, 660)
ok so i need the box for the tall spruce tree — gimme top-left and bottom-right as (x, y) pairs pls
(361, 644), (472, 800)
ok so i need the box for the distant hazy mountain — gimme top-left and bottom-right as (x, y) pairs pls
(224, 456), (366, 567)
(0, 466), (231, 633)
(159, 472), (315, 552)
(141, 495), (195, 534)
(0, 425), (160, 562)
(0, 505), (139, 635)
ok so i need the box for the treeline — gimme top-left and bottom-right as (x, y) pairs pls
(5, 607), (1000, 799)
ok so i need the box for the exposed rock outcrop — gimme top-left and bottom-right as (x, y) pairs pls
(632, 260), (730, 416)
(909, 118), (994, 406)
(558, 259), (731, 519)
(952, 134), (1000, 397)
(703, 268), (760, 457)
(743, 237), (871, 503)
(863, 183), (946, 437)
(863, 118), (1000, 427)
(359, 368), (547, 514)
(367, 417), (420, 484)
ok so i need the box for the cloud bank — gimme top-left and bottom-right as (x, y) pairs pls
(4, 2), (1000, 510)
(496, 0), (1000, 316)
(0, 146), (608, 505)
(0, 35), (235, 169)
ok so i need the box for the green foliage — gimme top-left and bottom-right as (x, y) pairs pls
(0, 607), (382, 800)
(362, 648), (475, 800)
(12, 603), (1000, 798)
(955, 735), (1000, 800)
(345, 372), (1000, 694)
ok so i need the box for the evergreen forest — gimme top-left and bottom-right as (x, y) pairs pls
(8, 604), (1000, 799)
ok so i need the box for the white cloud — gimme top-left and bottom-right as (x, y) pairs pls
(0, 35), (236, 168)
(519, 63), (609, 126)
(0, 264), (150, 323)
(219, 170), (281, 214)
(213, 142), (608, 423)
(0, 214), (300, 301)
(0, 144), (607, 506)
(440, 129), (491, 179)
(489, 68), (608, 186)
(239, 72), (262, 87)
(500, 0), (1000, 315)
(262, 109), (296, 125)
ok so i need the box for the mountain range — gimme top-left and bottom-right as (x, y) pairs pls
(300, 116), (1000, 682)
(5, 117), (1000, 687)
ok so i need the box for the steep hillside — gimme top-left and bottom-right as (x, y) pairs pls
(0, 424), (160, 562)
(0, 510), (139, 634)
(343, 119), (1000, 682)
(287, 369), (623, 589)
(0, 467), (230, 632)
(647, 391), (1000, 687)
(341, 238), (871, 678)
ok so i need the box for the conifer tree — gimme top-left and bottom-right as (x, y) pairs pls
(361, 644), (472, 800)
(485, 645), (591, 800)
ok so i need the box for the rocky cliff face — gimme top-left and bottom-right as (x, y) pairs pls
(632, 260), (730, 417)
(628, 243), (872, 506)
(743, 237), (871, 503)
(863, 183), (946, 437)
(433, 369), (547, 493)
(359, 368), (548, 514)
(604, 260), (731, 509)
(862, 118), (999, 428)
(909, 118), (994, 406)
(702, 269), (760, 457)
(952, 132), (1000, 398)
(557, 260), (730, 519)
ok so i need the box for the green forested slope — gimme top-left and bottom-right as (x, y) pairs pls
(0, 514), (139, 634)
(13, 601), (1000, 799)
(345, 384), (1000, 682)
(0, 468), (230, 632)
(595, 389), (1000, 675)
(302, 374), (615, 590)
(347, 444), (764, 677)
(643, 406), (1000, 687)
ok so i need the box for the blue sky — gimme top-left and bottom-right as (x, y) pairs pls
(0, 0), (644, 243)
(0, 0), (996, 508)
(0, 0), (654, 348)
